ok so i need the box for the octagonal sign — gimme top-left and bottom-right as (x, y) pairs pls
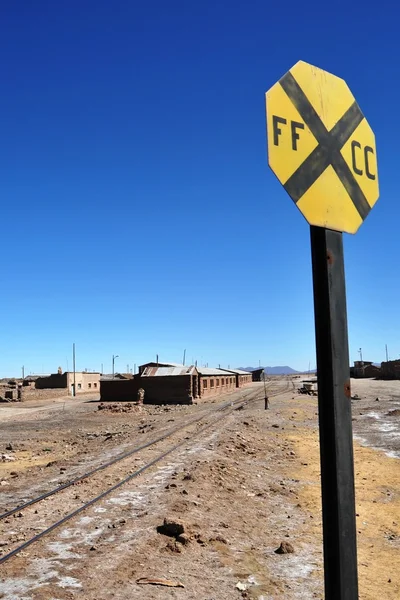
(265, 61), (379, 234)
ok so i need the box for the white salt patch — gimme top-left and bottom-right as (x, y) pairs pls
(47, 541), (81, 559)
(56, 576), (82, 589)
(77, 516), (94, 525)
(365, 411), (381, 420)
(107, 490), (146, 507)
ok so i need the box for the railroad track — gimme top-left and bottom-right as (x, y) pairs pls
(0, 379), (289, 566)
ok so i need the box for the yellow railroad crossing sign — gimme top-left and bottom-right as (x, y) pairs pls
(265, 61), (379, 234)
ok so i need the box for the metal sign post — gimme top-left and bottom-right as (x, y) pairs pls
(310, 226), (357, 598)
(265, 61), (380, 600)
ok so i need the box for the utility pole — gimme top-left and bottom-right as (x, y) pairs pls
(127, 364), (129, 374)
(385, 345), (389, 362)
(359, 348), (363, 363)
(134, 363), (136, 374)
(73, 343), (76, 397)
(112, 355), (119, 378)
(183, 349), (186, 366)
(22, 366), (25, 380)
(101, 363), (103, 374)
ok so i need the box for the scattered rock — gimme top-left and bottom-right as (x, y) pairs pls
(5, 444), (13, 451)
(275, 541), (294, 554)
(375, 397), (380, 402)
(176, 533), (190, 545)
(183, 473), (195, 481)
(272, 424), (279, 428)
(165, 540), (182, 553)
(209, 534), (227, 544)
(1, 454), (15, 462)
(157, 518), (185, 538)
(387, 409), (400, 417)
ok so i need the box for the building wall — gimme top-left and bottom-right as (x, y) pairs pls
(380, 360), (400, 379)
(251, 369), (264, 382)
(35, 372), (100, 393)
(66, 372), (100, 393)
(101, 379), (136, 402)
(100, 375), (193, 404)
(199, 375), (237, 398)
(237, 373), (252, 386)
(35, 373), (68, 389)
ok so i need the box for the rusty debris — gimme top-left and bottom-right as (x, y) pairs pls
(136, 577), (184, 588)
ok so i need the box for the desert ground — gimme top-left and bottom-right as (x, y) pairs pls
(0, 377), (399, 599)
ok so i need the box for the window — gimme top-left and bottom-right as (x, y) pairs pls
(221, 378), (225, 386)
(94, 383), (97, 389)
(210, 379), (214, 388)
(203, 379), (208, 389)
(216, 379), (220, 387)
(77, 383), (82, 390)
(88, 383), (92, 389)
(230, 378), (233, 384)
(226, 378), (228, 385)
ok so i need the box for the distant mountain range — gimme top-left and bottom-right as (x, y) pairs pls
(239, 366), (306, 375)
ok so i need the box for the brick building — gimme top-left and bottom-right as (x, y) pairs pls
(100, 364), (197, 404)
(350, 361), (380, 379)
(197, 367), (238, 398)
(380, 360), (400, 379)
(35, 371), (100, 394)
(100, 361), (254, 405)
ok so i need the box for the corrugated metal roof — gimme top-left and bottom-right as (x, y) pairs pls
(141, 365), (196, 377)
(139, 361), (185, 369)
(221, 368), (252, 375)
(197, 367), (233, 376)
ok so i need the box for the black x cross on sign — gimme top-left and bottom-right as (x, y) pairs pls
(275, 72), (374, 220)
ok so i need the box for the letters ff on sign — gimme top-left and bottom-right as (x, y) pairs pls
(265, 61), (379, 234)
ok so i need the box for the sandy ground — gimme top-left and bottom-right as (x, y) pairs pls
(0, 378), (398, 599)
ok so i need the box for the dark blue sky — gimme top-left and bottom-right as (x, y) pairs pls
(1, 1), (398, 376)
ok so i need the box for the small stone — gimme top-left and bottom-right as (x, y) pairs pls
(275, 541), (294, 554)
(90, 546), (97, 551)
(272, 424), (279, 428)
(210, 534), (228, 544)
(157, 518), (185, 538)
(165, 540), (182, 553)
(176, 533), (190, 545)
(5, 444), (13, 451)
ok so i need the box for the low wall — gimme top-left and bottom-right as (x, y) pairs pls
(100, 376), (193, 405)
